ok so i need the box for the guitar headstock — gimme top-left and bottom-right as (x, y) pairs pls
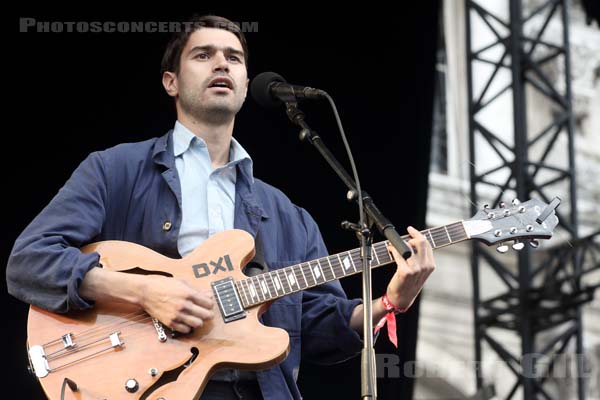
(462, 197), (560, 253)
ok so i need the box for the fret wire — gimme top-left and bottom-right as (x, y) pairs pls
(372, 245), (381, 265)
(251, 277), (263, 303)
(300, 263), (311, 287)
(255, 276), (267, 302)
(276, 271), (287, 295)
(266, 272), (280, 297)
(236, 281), (249, 308)
(319, 258), (334, 281)
(277, 269), (290, 293)
(244, 279), (257, 306)
(259, 276), (270, 300)
(326, 257), (337, 279)
(266, 272), (275, 296)
(347, 251), (358, 273)
(429, 231), (451, 242)
(312, 260), (326, 283)
(281, 268), (294, 292)
(300, 263), (315, 287)
(349, 249), (364, 272)
(331, 256), (344, 277)
(443, 226), (452, 243)
(258, 274), (274, 298)
(374, 244), (393, 262)
(303, 262), (317, 286)
(336, 253), (349, 276)
(425, 230), (436, 247)
(436, 227), (465, 236)
(293, 265), (307, 289)
(241, 278), (252, 305)
(261, 275), (273, 300)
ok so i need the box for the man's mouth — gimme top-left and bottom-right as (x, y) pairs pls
(208, 77), (234, 91)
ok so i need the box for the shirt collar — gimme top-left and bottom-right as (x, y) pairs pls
(172, 121), (254, 183)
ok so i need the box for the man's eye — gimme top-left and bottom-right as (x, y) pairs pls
(229, 55), (241, 62)
(195, 53), (209, 60)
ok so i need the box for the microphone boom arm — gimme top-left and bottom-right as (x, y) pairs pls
(285, 101), (412, 260)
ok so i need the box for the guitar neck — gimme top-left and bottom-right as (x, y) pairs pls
(234, 221), (469, 308)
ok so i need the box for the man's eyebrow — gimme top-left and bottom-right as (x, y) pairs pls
(188, 45), (245, 58)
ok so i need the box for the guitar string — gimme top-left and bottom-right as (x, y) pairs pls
(44, 308), (151, 346)
(239, 227), (469, 306)
(42, 224), (471, 359)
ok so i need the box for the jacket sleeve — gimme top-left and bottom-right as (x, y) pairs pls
(298, 207), (364, 365)
(6, 152), (108, 313)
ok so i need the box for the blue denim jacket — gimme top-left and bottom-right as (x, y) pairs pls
(7, 130), (363, 399)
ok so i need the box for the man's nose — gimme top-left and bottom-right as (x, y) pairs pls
(212, 52), (230, 72)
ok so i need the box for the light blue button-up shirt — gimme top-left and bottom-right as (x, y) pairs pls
(172, 121), (253, 257)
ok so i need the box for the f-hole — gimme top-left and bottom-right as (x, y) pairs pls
(140, 347), (199, 399)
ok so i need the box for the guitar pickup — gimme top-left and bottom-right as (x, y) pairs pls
(212, 277), (246, 323)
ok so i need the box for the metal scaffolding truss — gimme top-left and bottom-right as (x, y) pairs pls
(465, 0), (589, 398)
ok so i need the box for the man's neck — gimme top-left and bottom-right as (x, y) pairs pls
(177, 113), (235, 169)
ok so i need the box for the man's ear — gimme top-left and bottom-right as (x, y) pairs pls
(162, 71), (178, 97)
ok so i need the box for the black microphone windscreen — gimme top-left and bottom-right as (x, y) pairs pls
(250, 71), (287, 109)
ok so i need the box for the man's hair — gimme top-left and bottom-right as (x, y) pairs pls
(161, 15), (249, 75)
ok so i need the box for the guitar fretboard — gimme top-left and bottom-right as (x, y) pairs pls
(234, 221), (467, 308)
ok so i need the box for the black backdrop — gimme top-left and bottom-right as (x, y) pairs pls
(5, 5), (439, 399)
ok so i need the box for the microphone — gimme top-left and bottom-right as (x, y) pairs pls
(250, 72), (326, 108)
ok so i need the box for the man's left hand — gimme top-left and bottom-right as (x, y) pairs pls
(385, 226), (436, 310)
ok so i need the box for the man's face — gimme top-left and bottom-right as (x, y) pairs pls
(169, 28), (248, 123)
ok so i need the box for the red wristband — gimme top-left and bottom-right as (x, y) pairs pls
(381, 293), (409, 314)
(374, 294), (409, 348)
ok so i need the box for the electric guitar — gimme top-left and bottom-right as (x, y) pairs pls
(26, 198), (560, 399)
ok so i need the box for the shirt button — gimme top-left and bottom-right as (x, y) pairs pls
(162, 221), (172, 231)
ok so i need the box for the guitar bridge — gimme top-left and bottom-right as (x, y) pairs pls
(212, 277), (246, 323)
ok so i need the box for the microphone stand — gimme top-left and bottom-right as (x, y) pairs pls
(282, 100), (411, 399)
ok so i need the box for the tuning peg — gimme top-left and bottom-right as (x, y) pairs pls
(499, 201), (506, 208)
(496, 244), (509, 253)
(512, 198), (520, 206)
(529, 239), (540, 248)
(483, 204), (490, 210)
(512, 241), (525, 251)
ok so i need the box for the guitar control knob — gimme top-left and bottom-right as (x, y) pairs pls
(496, 244), (509, 254)
(125, 379), (139, 393)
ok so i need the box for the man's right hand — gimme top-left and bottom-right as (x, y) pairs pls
(140, 275), (215, 333)
(80, 267), (215, 334)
